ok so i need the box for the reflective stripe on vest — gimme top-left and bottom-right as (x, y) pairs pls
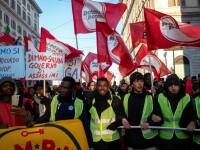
(50, 95), (83, 121)
(194, 96), (200, 144)
(89, 96), (120, 142)
(123, 93), (158, 139)
(158, 93), (190, 140)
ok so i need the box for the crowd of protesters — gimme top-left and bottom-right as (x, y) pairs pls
(0, 73), (200, 150)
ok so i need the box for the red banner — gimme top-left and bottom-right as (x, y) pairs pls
(144, 7), (200, 51)
(39, 28), (83, 60)
(0, 32), (15, 45)
(24, 36), (39, 52)
(72, 0), (126, 34)
(135, 44), (171, 79)
(130, 22), (147, 49)
(96, 21), (137, 77)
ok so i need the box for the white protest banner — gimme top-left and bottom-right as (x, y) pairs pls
(64, 55), (82, 82)
(26, 52), (64, 80)
(0, 46), (25, 79)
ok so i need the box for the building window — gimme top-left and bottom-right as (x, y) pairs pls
(22, 0), (26, 6)
(28, 16), (31, 25)
(17, 25), (22, 34)
(3, 0), (9, 5)
(11, 20), (16, 30)
(17, 4), (21, 16)
(168, 0), (180, 6)
(27, 4), (30, 11)
(35, 40), (38, 47)
(34, 12), (37, 19)
(4, 14), (9, 25)
(34, 23), (37, 32)
(181, 0), (186, 7)
(23, 11), (26, 21)
(198, 0), (200, 6)
(11, 0), (15, 10)
(0, 10), (2, 20)
(23, 30), (27, 36)
(28, 34), (31, 39)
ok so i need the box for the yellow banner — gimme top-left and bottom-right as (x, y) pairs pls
(0, 119), (89, 150)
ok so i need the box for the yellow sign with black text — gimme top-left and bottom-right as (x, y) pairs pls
(0, 119), (89, 150)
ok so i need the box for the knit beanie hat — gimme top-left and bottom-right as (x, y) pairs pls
(166, 74), (180, 88)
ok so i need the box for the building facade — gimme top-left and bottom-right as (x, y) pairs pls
(0, 0), (42, 48)
(120, 0), (200, 79)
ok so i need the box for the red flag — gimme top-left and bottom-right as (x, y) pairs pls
(185, 77), (193, 96)
(0, 32), (15, 45)
(39, 27), (83, 59)
(82, 62), (93, 84)
(71, 0), (126, 34)
(24, 36), (39, 52)
(130, 22), (147, 49)
(135, 44), (171, 79)
(105, 71), (114, 83)
(144, 7), (200, 51)
(82, 52), (110, 77)
(96, 21), (137, 77)
(99, 65), (105, 78)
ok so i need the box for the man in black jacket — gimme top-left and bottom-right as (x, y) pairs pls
(88, 77), (122, 150)
(121, 72), (159, 150)
(152, 74), (194, 150)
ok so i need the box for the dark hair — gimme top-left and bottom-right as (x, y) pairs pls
(97, 77), (109, 86)
(33, 81), (43, 91)
(144, 73), (150, 78)
(130, 72), (144, 85)
(88, 81), (94, 87)
(121, 82), (127, 87)
(62, 76), (75, 88)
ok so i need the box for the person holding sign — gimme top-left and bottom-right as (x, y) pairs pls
(88, 77), (122, 150)
(0, 76), (25, 128)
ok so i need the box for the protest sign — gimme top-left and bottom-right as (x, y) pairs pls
(26, 52), (64, 80)
(65, 55), (82, 82)
(0, 120), (89, 150)
(0, 46), (25, 79)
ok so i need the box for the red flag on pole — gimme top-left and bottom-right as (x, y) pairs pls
(130, 22), (147, 49)
(0, 32), (15, 45)
(98, 65), (105, 78)
(96, 21), (137, 77)
(82, 52), (110, 77)
(71, 0), (126, 34)
(82, 62), (93, 84)
(185, 77), (193, 96)
(24, 36), (39, 52)
(105, 71), (114, 83)
(39, 27), (83, 59)
(144, 7), (200, 51)
(135, 44), (171, 79)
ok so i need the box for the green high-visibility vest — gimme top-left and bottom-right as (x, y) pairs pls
(115, 92), (121, 99)
(123, 93), (158, 139)
(89, 96), (120, 142)
(50, 95), (83, 121)
(194, 96), (200, 144)
(158, 93), (190, 140)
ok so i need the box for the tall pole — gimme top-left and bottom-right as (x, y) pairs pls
(148, 52), (154, 97)
(75, 34), (79, 50)
(173, 50), (175, 74)
(43, 80), (46, 96)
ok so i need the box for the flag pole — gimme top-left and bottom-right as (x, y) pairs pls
(75, 34), (82, 86)
(43, 80), (46, 96)
(75, 34), (79, 50)
(148, 51), (154, 97)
